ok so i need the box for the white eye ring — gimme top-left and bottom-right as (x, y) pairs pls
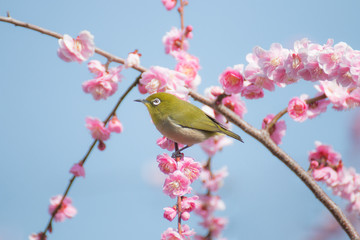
(152, 98), (161, 106)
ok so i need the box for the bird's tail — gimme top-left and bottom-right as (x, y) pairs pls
(220, 127), (244, 143)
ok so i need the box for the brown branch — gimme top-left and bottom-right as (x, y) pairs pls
(188, 90), (359, 240)
(265, 93), (327, 132)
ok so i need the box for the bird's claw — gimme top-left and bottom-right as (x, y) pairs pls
(172, 151), (184, 160)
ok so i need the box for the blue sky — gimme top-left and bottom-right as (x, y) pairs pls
(1, 0), (360, 240)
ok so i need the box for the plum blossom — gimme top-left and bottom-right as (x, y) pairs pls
(140, 66), (188, 98)
(262, 114), (287, 145)
(174, 51), (201, 90)
(69, 163), (85, 177)
(195, 195), (225, 218)
(157, 136), (184, 151)
(221, 94), (247, 118)
(161, 228), (182, 240)
(308, 142), (360, 215)
(82, 60), (123, 100)
(157, 153), (177, 174)
(161, 0), (177, 11)
(219, 64), (244, 94)
(108, 115), (123, 133)
(287, 97), (308, 122)
(124, 50), (141, 69)
(163, 170), (192, 198)
(48, 195), (77, 222)
(253, 43), (290, 82)
(200, 135), (233, 157)
(29, 233), (46, 240)
(200, 167), (228, 192)
(302, 93), (330, 119)
(163, 27), (189, 54)
(178, 157), (202, 183)
(200, 217), (228, 238)
(163, 206), (177, 222)
(57, 30), (95, 63)
(85, 117), (110, 141)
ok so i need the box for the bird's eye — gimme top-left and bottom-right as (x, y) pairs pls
(152, 98), (161, 106)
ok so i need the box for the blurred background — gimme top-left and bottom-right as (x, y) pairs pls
(1, 0), (360, 239)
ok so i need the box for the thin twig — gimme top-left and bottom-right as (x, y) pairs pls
(189, 90), (359, 240)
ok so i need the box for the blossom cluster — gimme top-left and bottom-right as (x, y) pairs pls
(218, 39), (360, 111)
(194, 165), (229, 239)
(158, 153), (201, 239)
(309, 141), (360, 213)
(139, 24), (199, 100)
(85, 115), (123, 150)
(82, 60), (123, 100)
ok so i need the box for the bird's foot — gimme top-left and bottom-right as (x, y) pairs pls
(171, 151), (184, 160)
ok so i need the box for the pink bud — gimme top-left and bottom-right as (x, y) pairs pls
(98, 140), (106, 151)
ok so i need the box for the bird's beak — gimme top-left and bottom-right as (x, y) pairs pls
(134, 99), (150, 104)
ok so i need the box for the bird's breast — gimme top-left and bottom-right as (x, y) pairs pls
(155, 117), (214, 146)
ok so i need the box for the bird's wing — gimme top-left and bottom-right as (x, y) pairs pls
(168, 102), (221, 132)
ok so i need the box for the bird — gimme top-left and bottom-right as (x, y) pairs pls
(135, 92), (243, 155)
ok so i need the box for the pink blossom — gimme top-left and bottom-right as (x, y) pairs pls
(140, 66), (188, 96)
(108, 115), (123, 133)
(200, 135), (233, 157)
(315, 80), (349, 110)
(163, 27), (188, 54)
(174, 53), (201, 90)
(157, 153), (178, 174)
(163, 206), (177, 221)
(181, 224), (195, 239)
(262, 114), (287, 145)
(346, 88), (360, 108)
(181, 211), (190, 221)
(85, 117), (110, 141)
(124, 50), (141, 69)
(195, 195), (225, 218)
(57, 30), (95, 63)
(162, 0), (177, 11)
(287, 97), (308, 122)
(82, 62), (123, 100)
(200, 167), (228, 192)
(244, 55), (275, 91)
(48, 195), (77, 222)
(157, 136), (184, 151)
(161, 228), (183, 240)
(69, 163), (85, 177)
(181, 195), (199, 214)
(163, 170), (192, 198)
(253, 43), (289, 82)
(221, 94), (247, 118)
(309, 141), (342, 168)
(304, 93), (330, 119)
(88, 60), (105, 77)
(178, 157), (202, 183)
(241, 83), (265, 99)
(297, 40), (329, 81)
(318, 42), (348, 76)
(219, 65), (244, 94)
(29, 233), (46, 240)
(200, 217), (228, 238)
(312, 167), (339, 186)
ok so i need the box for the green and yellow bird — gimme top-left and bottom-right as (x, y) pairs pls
(135, 92), (243, 153)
